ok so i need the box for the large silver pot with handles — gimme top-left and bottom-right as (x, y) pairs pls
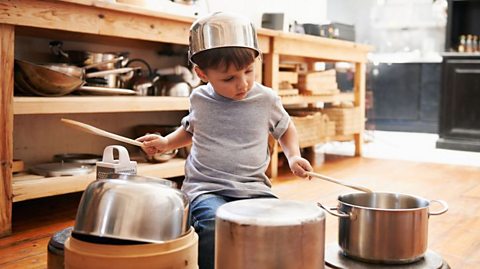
(320, 192), (448, 264)
(73, 174), (190, 244)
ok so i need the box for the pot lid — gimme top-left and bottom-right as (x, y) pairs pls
(216, 198), (325, 226)
(53, 153), (102, 165)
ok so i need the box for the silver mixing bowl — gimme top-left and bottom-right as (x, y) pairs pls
(188, 12), (261, 64)
(73, 175), (189, 243)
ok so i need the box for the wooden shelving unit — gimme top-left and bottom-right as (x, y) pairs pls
(14, 96), (190, 114)
(12, 158), (186, 202)
(0, 0), (371, 236)
(280, 92), (354, 106)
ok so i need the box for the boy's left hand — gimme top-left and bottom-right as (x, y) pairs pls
(288, 156), (313, 179)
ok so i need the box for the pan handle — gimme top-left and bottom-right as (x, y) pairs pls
(428, 199), (449, 216)
(317, 203), (352, 219)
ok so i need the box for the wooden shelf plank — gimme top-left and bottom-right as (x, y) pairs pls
(278, 134), (355, 152)
(280, 92), (354, 105)
(13, 96), (190, 115)
(273, 33), (372, 63)
(13, 93), (353, 115)
(12, 158), (186, 202)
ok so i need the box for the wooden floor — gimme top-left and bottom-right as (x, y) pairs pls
(1, 154), (479, 268)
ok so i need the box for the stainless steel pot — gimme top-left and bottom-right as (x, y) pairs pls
(73, 175), (189, 243)
(319, 192), (448, 264)
(216, 199), (325, 269)
(50, 41), (128, 68)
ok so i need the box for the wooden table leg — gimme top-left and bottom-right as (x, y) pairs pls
(0, 23), (15, 237)
(353, 62), (366, 156)
(263, 50), (280, 178)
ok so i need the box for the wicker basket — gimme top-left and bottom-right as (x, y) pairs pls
(290, 112), (334, 148)
(323, 107), (362, 135)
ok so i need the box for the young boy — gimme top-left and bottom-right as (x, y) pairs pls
(136, 12), (312, 269)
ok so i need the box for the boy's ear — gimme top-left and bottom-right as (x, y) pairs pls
(194, 66), (208, 83)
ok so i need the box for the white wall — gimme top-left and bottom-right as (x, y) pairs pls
(326, 0), (376, 44)
(210, 0), (327, 27)
(326, 0), (447, 60)
(175, 0), (328, 29)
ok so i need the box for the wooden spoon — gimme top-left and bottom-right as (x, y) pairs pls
(61, 118), (143, 147)
(306, 171), (373, 193)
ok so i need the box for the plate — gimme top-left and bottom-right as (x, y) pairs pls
(30, 162), (94, 177)
(77, 86), (136, 95)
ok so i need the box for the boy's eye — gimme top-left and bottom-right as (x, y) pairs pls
(222, 77), (234, 82)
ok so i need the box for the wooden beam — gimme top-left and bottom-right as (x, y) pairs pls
(0, 23), (14, 237)
(13, 96), (190, 115)
(0, 0), (192, 45)
(354, 62), (366, 156)
(263, 39), (280, 178)
(273, 35), (371, 63)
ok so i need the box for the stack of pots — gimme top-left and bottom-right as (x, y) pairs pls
(50, 41), (132, 89)
(64, 174), (198, 269)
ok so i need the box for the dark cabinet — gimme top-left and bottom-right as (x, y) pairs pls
(367, 63), (441, 133)
(436, 55), (480, 151)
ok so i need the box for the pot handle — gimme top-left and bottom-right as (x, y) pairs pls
(428, 199), (449, 216)
(317, 203), (351, 218)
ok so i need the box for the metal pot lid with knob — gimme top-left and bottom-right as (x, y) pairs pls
(73, 175), (189, 244)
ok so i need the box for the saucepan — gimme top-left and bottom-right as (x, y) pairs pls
(308, 172), (448, 264)
(50, 40), (129, 68)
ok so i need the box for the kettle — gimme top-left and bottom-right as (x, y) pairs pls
(125, 58), (159, 96)
(156, 65), (201, 96)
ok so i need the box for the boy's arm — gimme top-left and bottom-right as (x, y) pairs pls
(278, 121), (313, 178)
(278, 121), (302, 161)
(165, 126), (193, 150)
(137, 126), (192, 155)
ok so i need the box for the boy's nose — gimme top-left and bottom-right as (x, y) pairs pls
(237, 77), (248, 91)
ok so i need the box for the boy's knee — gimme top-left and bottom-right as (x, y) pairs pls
(194, 218), (216, 234)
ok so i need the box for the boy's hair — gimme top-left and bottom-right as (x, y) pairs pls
(191, 47), (257, 71)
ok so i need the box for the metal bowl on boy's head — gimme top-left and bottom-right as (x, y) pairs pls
(73, 174), (190, 244)
(188, 11), (261, 65)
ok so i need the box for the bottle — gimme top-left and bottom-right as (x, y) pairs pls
(466, 34), (473, 53)
(458, 35), (465, 52)
(473, 35), (478, 53)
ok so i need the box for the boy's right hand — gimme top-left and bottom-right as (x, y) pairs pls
(136, 134), (169, 157)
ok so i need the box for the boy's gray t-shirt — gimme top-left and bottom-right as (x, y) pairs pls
(181, 82), (290, 202)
